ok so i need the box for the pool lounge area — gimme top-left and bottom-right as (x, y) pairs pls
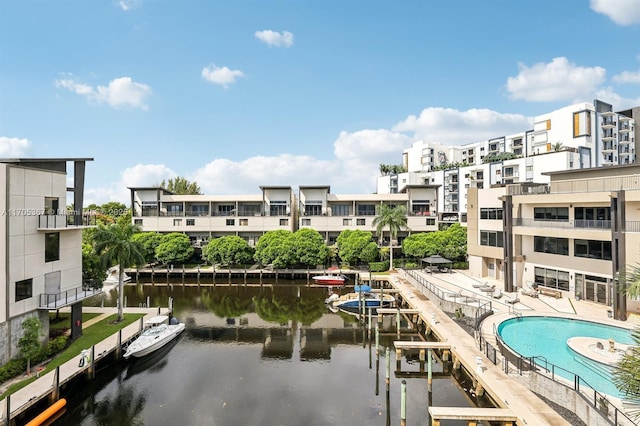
(497, 316), (635, 398)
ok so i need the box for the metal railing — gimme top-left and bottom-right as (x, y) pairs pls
(513, 218), (612, 230)
(38, 286), (102, 309)
(494, 330), (638, 425)
(37, 214), (96, 229)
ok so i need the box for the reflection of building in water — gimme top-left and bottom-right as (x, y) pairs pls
(185, 312), (364, 361)
(263, 328), (293, 359)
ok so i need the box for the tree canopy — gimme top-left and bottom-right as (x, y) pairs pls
(336, 229), (378, 266)
(289, 228), (330, 267)
(18, 317), (43, 374)
(253, 230), (294, 269)
(131, 232), (164, 264)
(155, 233), (194, 265)
(402, 223), (467, 261)
(94, 222), (145, 321)
(202, 236), (254, 267)
(161, 176), (202, 195)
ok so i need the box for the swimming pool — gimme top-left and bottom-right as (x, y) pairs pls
(497, 316), (634, 398)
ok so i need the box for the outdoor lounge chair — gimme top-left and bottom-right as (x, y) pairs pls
(505, 294), (520, 304)
(492, 288), (503, 299)
(472, 282), (488, 288)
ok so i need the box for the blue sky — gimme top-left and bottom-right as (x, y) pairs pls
(1, 0), (640, 205)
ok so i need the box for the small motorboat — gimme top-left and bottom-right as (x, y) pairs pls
(328, 289), (395, 311)
(123, 315), (185, 359)
(312, 274), (347, 286)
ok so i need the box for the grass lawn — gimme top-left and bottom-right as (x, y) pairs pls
(49, 312), (101, 332)
(1, 313), (144, 399)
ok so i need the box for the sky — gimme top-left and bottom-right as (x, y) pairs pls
(1, 0), (640, 205)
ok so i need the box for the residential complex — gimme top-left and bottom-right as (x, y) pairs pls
(129, 184), (440, 248)
(0, 158), (94, 364)
(377, 99), (638, 225)
(467, 163), (640, 320)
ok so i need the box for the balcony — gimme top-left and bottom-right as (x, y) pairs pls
(601, 119), (616, 128)
(514, 218), (611, 230)
(37, 214), (96, 230)
(39, 286), (103, 309)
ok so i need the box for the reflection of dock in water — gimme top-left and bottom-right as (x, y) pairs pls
(184, 313), (371, 361)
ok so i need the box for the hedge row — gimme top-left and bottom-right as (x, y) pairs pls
(0, 336), (68, 383)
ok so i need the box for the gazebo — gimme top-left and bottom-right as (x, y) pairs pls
(421, 255), (453, 274)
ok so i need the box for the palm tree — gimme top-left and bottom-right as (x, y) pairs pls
(372, 204), (408, 271)
(94, 223), (145, 322)
(613, 264), (640, 420)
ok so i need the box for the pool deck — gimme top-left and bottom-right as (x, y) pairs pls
(390, 271), (571, 425)
(389, 269), (640, 426)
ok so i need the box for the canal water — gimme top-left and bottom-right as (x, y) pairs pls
(56, 283), (489, 425)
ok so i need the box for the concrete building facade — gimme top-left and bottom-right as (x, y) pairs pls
(378, 99), (638, 226)
(467, 164), (640, 319)
(1, 159), (93, 364)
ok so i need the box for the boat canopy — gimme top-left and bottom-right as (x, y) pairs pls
(144, 315), (169, 325)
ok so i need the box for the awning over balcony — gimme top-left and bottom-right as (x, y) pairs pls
(38, 286), (103, 310)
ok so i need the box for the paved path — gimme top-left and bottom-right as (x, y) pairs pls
(0, 307), (168, 423)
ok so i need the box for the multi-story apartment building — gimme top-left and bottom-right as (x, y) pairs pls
(1, 158), (94, 364)
(129, 184), (440, 250)
(378, 99), (638, 225)
(467, 163), (640, 320)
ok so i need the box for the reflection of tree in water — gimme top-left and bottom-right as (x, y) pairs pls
(253, 293), (326, 325)
(200, 287), (253, 318)
(94, 384), (146, 426)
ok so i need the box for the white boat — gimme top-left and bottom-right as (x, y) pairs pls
(123, 315), (185, 359)
(103, 265), (132, 285)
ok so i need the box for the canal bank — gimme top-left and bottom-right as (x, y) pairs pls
(0, 307), (171, 425)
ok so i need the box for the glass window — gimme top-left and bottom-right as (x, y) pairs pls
(16, 278), (33, 301)
(331, 204), (350, 216)
(226, 219), (235, 226)
(186, 219), (195, 226)
(280, 219), (288, 226)
(45, 232), (60, 262)
(343, 218), (352, 226)
(301, 218), (311, 226)
(357, 218), (365, 226)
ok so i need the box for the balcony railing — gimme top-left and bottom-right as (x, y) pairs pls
(39, 286), (102, 309)
(514, 218), (611, 230)
(37, 214), (97, 230)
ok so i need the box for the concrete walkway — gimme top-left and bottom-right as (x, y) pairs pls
(0, 307), (168, 423)
(391, 271), (571, 425)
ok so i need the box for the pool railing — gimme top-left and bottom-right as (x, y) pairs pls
(493, 325), (637, 426)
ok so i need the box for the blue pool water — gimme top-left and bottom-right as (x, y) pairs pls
(497, 316), (634, 397)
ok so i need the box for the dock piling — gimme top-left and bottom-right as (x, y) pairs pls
(400, 380), (407, 426)
(385, 347), (390, 386)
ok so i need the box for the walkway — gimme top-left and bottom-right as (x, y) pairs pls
(390, 271), (570, 425)
(0, 307), (168, 424)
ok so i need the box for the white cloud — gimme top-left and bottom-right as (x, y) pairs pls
(0, 137), (32, 157)
(506, 57), (606, 102)
(612, 69), (640, 83)
(393, 107), (532, 145)
(193, 155), (339, 195)
(255, 30), (294, 47)
(590, 0), (640, 25)
(86, 104), (544, 203)
(85, 163), (176, 205)
(333, 129), (412, 191)
(595, 87), (640, 110)
(201, 65), (245, 88)
(55, 76), (152, 109)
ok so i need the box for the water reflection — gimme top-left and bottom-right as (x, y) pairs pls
(59, 284), (486, 425)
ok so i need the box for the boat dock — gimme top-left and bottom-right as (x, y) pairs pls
(1, 307), (171, 425)
(388, 271), (571, 426)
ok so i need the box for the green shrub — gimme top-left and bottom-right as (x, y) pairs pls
(0, 357), (27, 382)
(369, 261), (389, 272)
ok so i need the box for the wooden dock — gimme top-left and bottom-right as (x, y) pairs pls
(1, 307), (170, 424)
(428, 407), (517, 425)
(390, 272), (571, 425)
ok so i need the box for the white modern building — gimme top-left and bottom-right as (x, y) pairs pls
(1, 158), (95, 364)
(466, 164), (640, 320)
(378, 100), (638, 225)
(129, 184), (440, 250)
